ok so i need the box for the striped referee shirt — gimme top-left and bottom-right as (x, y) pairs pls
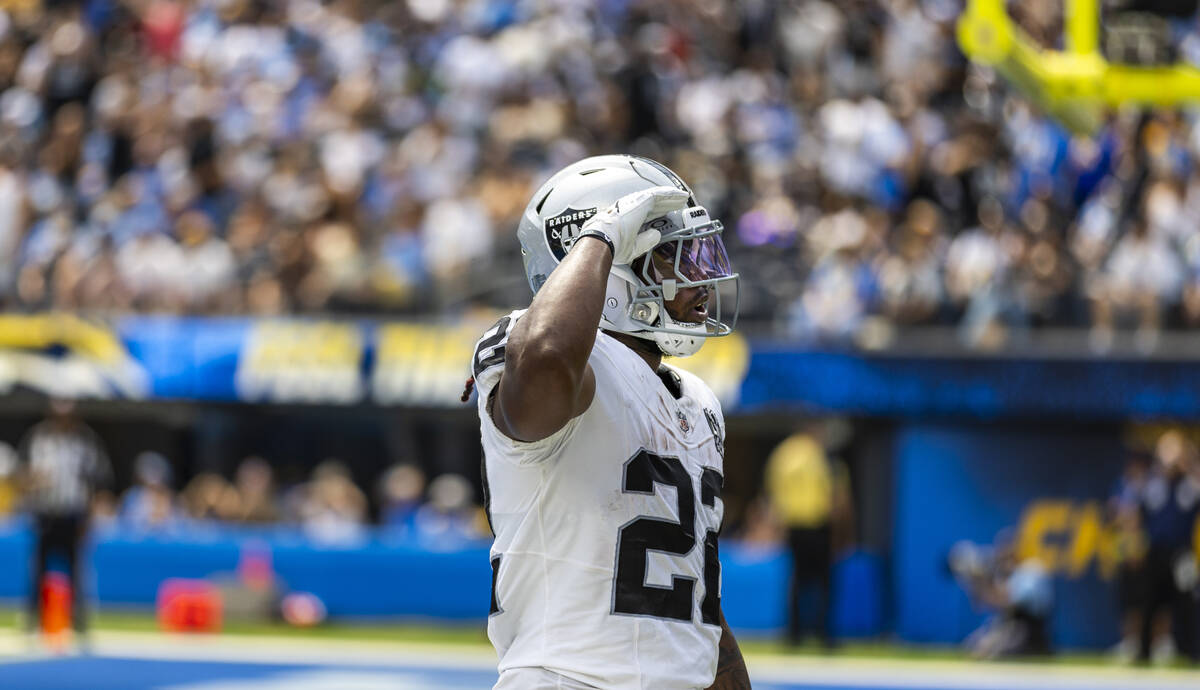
(19, 420), (112, 516)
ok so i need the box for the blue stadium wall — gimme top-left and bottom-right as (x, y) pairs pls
(751, 349), (1191, 649)
(892, 423), (1126, 649)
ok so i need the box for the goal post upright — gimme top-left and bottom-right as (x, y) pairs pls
(958, 0), (1200, 135)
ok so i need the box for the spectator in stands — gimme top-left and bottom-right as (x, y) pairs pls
(180, 472), (232, 522)
(223, 456), (280, 524)
(378, 463), (425, 535)
(17, 398), (112, 638)
(944, 197), (1020, 349)
(788, 208), (879, 342)
(294, 459), (367, 544)
(1132, 429), (1200, 664)
(1092, 213), (1184, 353)
(412, 473), (487, 548)
(765, 425), (852, 648)
(119, 451), (177, 530)
(877, 199), (945, 326)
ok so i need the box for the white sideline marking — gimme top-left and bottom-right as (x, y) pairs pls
(0, 629), (498, 669)
(2, 630), (1200, 689)
(160, 670), (482, 690)
(748, 654), (1200, 689)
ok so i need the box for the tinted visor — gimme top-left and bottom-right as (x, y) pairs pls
(649, 233), (734, 284)
(632, 228), (739, 335)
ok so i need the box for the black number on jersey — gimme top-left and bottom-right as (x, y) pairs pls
(473, 315), (511, 378)
(612, 449), (722, 625)
(699, 468), (723, 625)
(489, 555), (503, 616)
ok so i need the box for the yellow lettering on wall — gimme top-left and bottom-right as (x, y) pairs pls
(1014, 498), (1200, 581)
(235, 320), (364, 403)
(1093, 511), (1122, 580)
(1194, 517), (1200, 562)
(1064, 502), (1114, 578)
(1016, 500), (1072, 570)
(372, 322), (478, 405)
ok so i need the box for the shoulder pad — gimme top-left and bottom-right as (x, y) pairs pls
(471, 310), (524, 390)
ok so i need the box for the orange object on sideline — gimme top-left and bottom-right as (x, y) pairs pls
(40, 572), (71, 637)
(157, 578), (223, 633)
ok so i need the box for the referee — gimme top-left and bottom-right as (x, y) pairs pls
(18, 399), (112, 637)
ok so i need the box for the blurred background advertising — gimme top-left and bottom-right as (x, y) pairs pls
(0, 0), (1199, 686)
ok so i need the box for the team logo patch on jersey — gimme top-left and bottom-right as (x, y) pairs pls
(676, 409), (691, 433)
(545, 206), (598, 260)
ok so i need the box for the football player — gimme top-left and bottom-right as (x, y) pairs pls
(469, 155), (749, 689)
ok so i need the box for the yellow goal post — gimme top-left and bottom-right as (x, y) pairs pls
(957, 0), (1200, 133)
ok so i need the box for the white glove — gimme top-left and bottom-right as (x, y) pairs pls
(575, 186), (689, 265)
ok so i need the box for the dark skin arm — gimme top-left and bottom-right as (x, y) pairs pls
(491, 236), (610, 442)
(706, 609), (751, 689)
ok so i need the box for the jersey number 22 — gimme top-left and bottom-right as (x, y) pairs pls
(613, 449), (722, 626)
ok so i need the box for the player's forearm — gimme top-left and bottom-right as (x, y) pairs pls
(505, 236), (612, 386)
(706, 610), (751, 689)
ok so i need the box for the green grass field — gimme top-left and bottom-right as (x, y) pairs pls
(0, 606), (1121, 666)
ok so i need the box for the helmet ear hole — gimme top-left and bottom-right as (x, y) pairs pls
(631, 301), (658, 326)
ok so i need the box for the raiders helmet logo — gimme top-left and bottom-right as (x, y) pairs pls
(545, 206), (598, 261)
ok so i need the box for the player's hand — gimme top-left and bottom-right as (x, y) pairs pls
(576, 185), (689, 265)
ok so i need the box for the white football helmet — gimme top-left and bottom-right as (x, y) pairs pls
(517, 155), (739, 357)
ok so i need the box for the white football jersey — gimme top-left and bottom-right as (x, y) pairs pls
(472, 310), (727, 690)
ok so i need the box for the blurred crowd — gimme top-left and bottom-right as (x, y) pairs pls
(0, 0), (1198, 347)
(0, 436), (491, 548)
(126, 454), (491, 546)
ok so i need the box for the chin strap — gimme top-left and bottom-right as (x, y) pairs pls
(607, 326), (704, 358)
(652, 331), (704, 358)
(650, 308), (707, 357)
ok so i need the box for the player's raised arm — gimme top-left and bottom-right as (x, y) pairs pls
(493, 186), (688, 442)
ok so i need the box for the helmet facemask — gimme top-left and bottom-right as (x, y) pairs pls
(616, 205), (739, 357)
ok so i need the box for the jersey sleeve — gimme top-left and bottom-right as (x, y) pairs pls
(471, 310), (522, 395)
(471, 309), (585, 466)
